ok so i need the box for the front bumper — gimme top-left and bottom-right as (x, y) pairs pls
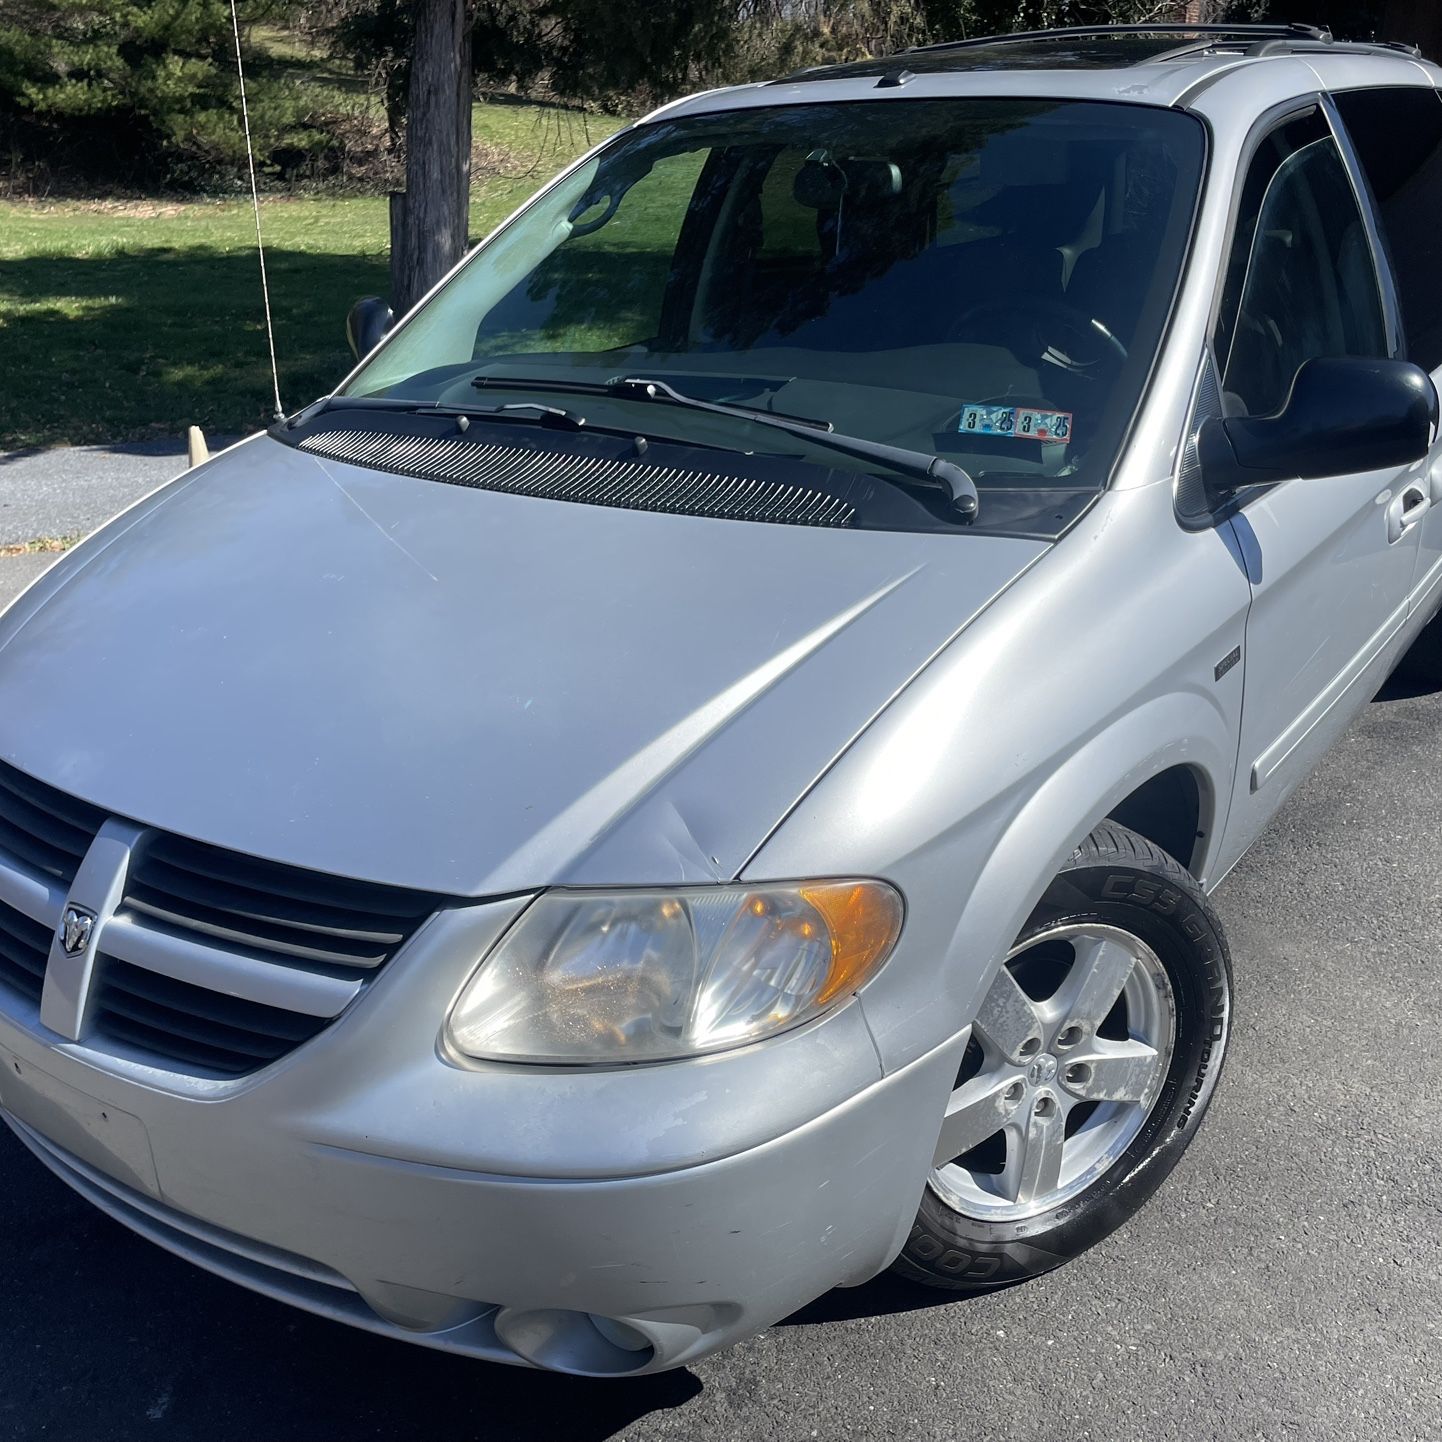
(0, 898), (962, 1375)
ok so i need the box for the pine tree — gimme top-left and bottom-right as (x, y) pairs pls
(0, 0), (321, 187)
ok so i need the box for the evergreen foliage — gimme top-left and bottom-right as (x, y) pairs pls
(0, 0), (333, 186)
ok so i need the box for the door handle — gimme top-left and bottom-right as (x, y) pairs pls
(1387, 483), (1430, 544)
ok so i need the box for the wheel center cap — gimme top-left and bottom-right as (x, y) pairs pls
(1027, 1053), (1058, 1085)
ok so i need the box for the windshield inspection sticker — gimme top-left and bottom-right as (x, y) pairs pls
(958, 403), (1073, 442)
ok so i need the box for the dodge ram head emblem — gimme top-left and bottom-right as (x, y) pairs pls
(59, 905), (96, 958)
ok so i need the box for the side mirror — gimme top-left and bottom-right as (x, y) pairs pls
(1199, 356), (1438, 507)
(346, 297), (394, 361)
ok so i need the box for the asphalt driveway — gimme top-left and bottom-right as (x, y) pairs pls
(0, 446), (1439, 1441)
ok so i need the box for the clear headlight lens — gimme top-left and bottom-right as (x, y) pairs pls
(446, 880), (903, 1064)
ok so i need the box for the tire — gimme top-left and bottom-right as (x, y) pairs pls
(893, 821), (1232, 1293)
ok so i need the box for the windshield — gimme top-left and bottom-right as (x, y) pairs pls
(344, 99), (1204, 506)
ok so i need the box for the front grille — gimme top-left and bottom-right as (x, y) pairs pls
(100, 835), (442, 1077)
(91, 957), (332, 1078)
(0, 761), (104, 885)
(299, 429), (858, 529)
(0, 762), (444, 1080)
(122, 832), (436, 971)
(0, 900), (48, 1005)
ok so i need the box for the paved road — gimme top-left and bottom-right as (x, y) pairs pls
(0, 442), (191, 548)
(0, 442), (192, 613)
(0, 450), (1439, 1441)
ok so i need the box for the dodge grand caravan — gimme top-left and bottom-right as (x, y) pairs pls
(2, 22), (1441, 1376)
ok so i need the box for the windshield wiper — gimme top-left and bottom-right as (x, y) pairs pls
(302, 394), (729, 454)
(471, 373), (980, 520)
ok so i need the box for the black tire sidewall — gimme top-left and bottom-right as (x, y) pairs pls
(898, 836), (1231, 1291)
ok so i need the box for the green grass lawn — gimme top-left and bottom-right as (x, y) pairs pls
(0, 100), (625, 450)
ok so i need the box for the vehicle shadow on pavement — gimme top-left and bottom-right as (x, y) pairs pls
(1373, 669), (1441, 703)
(1372, 666), (1442, 700)
(0, 1126), (702, 1442)
(779, 1268), (1019, 1326)
(1374, 632), (1442, 702)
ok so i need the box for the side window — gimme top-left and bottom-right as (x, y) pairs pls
(1216, 110), (1387, 418)
(1334, 86), (1442, 373)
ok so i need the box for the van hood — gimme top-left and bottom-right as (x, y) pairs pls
(0, 436), (1046, 896)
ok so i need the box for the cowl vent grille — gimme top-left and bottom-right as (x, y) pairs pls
(298, 429), (857, 528)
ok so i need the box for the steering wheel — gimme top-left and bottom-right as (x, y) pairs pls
(948, 297), (1129, 372)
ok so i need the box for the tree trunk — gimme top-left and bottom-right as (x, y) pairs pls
(391, 0), (472, 314)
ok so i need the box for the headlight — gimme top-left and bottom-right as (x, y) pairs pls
(445, 880), (903, 1064)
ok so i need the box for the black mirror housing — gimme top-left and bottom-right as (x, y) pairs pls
(1199, 355), (1438, 507)
(346, 297), (395, 361)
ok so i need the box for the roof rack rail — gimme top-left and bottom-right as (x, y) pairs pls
(904, 22), (1332, 55)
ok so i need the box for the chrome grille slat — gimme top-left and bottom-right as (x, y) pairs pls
(127, 859), (405, 943)
(100, 913), (363, 1019)
(124, 890), (391, 968)
(0, 844), (67, 927)
(298, 429), (858, 528)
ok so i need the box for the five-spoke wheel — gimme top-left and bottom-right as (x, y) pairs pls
(930, 923), (1175, 1222)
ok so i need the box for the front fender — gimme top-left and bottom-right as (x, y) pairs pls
(743, 483), (1250, 1075)
(751, 693), (1234, 1075)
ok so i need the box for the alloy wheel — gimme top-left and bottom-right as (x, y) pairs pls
(930, 923), (1177, 1223)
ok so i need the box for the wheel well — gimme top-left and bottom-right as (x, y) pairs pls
(1105, 766), (1206, 875)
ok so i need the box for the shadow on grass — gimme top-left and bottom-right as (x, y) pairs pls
(0, 247), (387, 450)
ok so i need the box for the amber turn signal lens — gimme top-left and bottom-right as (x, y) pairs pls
(802, 880), (905, 1005)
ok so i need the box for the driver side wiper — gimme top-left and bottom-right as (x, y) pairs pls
(472, 374), (980, 520)
(303, 394), (731, 454)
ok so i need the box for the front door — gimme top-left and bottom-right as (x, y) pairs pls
(1218, 106), (1424, 868)
(1331, 83), (1442, 625)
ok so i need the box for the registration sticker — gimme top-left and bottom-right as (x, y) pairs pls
(958, 403), (1073, 442)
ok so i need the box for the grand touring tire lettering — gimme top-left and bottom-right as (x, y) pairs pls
(1102, 873), (1179, 916)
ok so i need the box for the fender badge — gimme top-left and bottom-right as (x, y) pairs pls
(1214, 646), (1242, 682)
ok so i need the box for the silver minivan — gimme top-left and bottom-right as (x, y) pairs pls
(2, 23), (1441, 1377)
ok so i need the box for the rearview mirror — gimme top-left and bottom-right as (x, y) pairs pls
(1198, 356), (1438, 507)
(346, 296), (394, 360)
